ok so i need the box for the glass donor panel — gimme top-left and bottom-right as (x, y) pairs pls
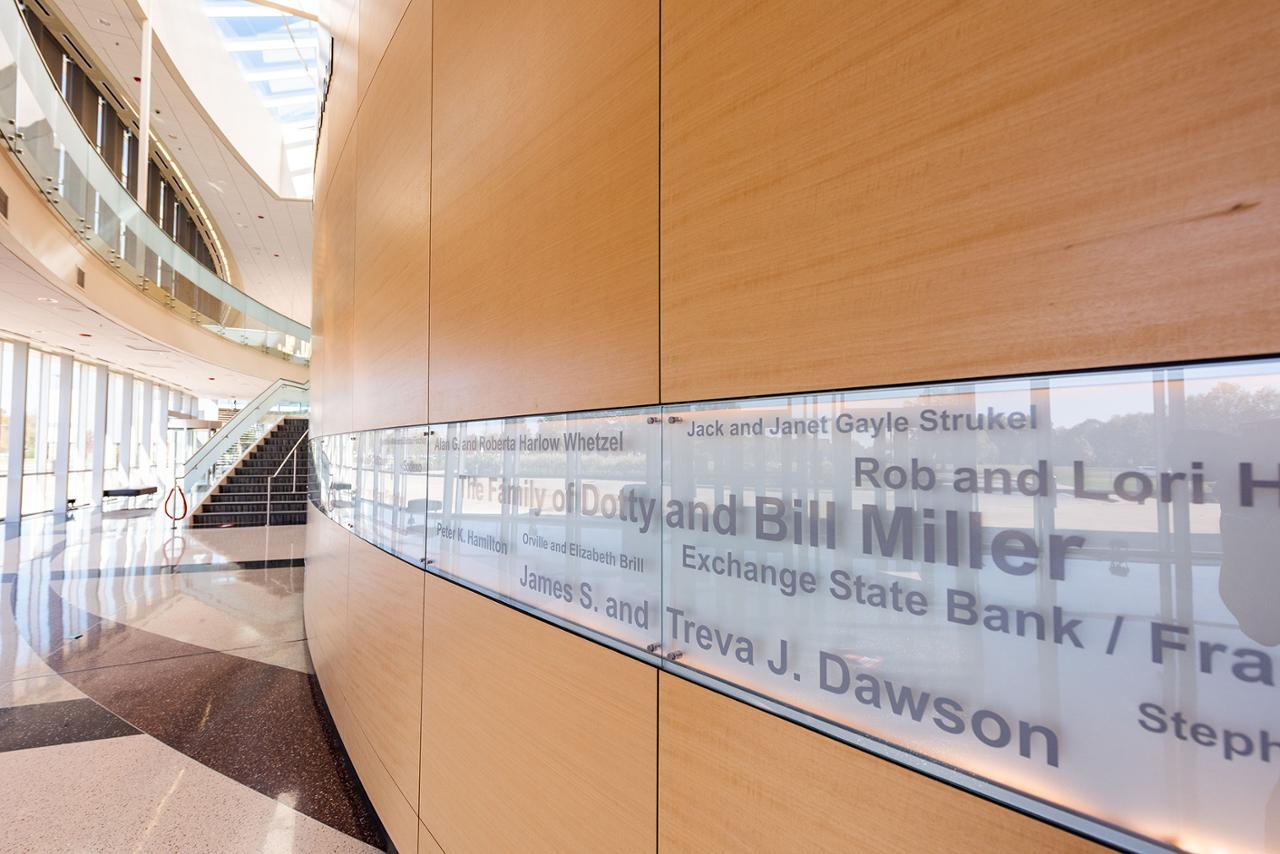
(660, 358), (1280, 853)
(425, 407), (663, 652)
(309, 357), (1280, 851)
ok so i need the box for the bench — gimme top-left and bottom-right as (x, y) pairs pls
(102, 486), (159, 510)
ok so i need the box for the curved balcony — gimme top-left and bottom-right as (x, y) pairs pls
(0, 0), (309, 363)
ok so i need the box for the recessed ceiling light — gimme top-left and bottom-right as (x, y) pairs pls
(97, 17), (111, 25)
(37, 296), (58, 303)
(208, 377), (216, 381)
(78, 332), (92, 337)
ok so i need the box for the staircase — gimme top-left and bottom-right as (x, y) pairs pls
(191, 418), (310, 528)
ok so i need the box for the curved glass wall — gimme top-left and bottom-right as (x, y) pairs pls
(310, 356), (1280, 854)
(0, 0), (310, 363)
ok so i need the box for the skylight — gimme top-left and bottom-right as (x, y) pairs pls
(201, 0), (328, 134)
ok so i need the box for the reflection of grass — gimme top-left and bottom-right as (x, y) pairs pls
(1053, 465), (1109, 492)
(1049, 466), (1224, 503)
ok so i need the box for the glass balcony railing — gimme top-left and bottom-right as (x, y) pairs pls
(0, 0), (310, 363)
(182, 378), (309, 507)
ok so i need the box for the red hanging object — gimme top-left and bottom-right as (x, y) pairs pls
(163, 485), (188, 521)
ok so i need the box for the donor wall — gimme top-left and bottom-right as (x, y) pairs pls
(315, 357), (1280, 853)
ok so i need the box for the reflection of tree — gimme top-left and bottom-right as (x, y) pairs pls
(1054, 383), (1280, 467)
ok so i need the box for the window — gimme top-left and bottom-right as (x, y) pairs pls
(0, 342), (181, 514)
(104, 371), (126, 489)
(20, 349), (61, 514)
(67, 361), (95, 507)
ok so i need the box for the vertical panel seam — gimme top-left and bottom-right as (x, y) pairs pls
(425, 0), (435, 429)
(421, 0), (436, 850)
(656, 5), (664, 851)
(656, 0), (663, 407)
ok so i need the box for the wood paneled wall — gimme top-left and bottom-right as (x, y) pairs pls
(658, 0), (1280, 401)
(658, 673), (1099, 853)
(427, 0), (659, 420)
(420, 573), (657, 853)
(307, 0), (1279, 850)
(315, 0), (1280, 420)
(351, 0), (431, 430)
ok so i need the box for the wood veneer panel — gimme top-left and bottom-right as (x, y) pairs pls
(323, 133), (358, 436)
(418, 821), (444, 854)
(304, 507), (349, 697)
(324, 2), (359, 169)
(334, 679), (420, 854)
(419, 574), (657, 853)
(658, 672), (1103, 853)
(428, 0), (659, 421)
(309, 219), (326, 437)
(313, 113), (331, 228)
(357, 0), (411, 105)
(660, 0), (1280, 402)
(307, 514), (417, 852)
(352, 0), (430, 431)
(345, 535), (424, 807)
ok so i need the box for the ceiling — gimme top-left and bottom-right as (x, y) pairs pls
(0, 239), (271, 403)
(204, 0), (324, 134)
(52, 0), (315, 325)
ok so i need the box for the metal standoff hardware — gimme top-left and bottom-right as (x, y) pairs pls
(665, 650), (684, 661)
(667, 415), (683, 424)
(645, 642), (662, 654)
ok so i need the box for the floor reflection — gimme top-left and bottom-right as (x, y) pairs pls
(0, 508), (387, 853)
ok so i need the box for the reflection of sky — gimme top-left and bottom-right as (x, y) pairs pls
(202, 1), (322, 131)
(769, 361), (1280, 431)
(1046, 361), (1280, 428)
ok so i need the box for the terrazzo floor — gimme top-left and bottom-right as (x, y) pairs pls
(0, 509), (388, 853)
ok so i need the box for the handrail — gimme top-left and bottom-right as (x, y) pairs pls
(182, 378), (308, 495)
(0, 0), (310, 361)
(266, 427), (309, 526)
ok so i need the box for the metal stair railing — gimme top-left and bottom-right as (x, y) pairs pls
(182, 379), (309, 507)
(266, 428), (310, 527)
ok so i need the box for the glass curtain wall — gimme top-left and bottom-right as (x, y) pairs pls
(130, 377), (146, 485)
(104, 371), (125, 491)
(20, 348), (61, 514)
(67, 360), (95, 506)
(151, 384), (169, 484)
(0, 336), (190, 518)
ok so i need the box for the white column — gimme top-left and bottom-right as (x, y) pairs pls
(4, 342), (28, 522)
(89, 365), (108, 503)
(52, 354), (74, 516)
(136, 4), (153, 207)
